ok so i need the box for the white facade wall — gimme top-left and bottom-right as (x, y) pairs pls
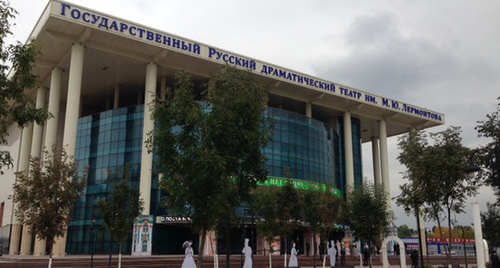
(0, 105), (67, 228)
(0, 124), (22, 227)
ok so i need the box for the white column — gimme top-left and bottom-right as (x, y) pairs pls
(114, 85), (120, 109)
(472, 202), (486, 268)
(19, 87), (47, 255)
(53, 43), (85, 257)
(305, 102), (312, 118)
(139, 62), (157, 215)
(343, 112), (354, 194)
(30, 87), (47, 158)
(378, 120), (391, 207)
(43, 68), (63, 149)
(30, 87), (47, 256)
(61, 43), (84, 156)
(9, 122), (33, 255)
(34, 68), (62, 256)
(371, 136), (381, 187)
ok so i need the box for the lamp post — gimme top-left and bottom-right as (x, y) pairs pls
(471, 223), (476, 257)
(405, 207), (425, 268)
(462, 226), (468, 268)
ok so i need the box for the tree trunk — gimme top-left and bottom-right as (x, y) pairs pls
(436, 216), (452, 264)
(47, 238), (54, 268)
(118, 242), (122, 268)
(108, 232), (114, 268)
(198, 228), (207, 268)
(284, 238), (288, 268)
(312, 233), (317, 268)
(266, 238), (274, 268)
(369, 242), (373, 268)
(48, 253), (53, 268)
(269, 250), (272, 268)
(446, 207), (454, 266)
(210, 232), (218, 268)
(226, 225), (231, 268)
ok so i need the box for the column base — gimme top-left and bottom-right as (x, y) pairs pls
(52, 235), (67, 257)
(19, 225), (32, 255)
(33, 237), (47, 256)
(9, 224), (22, 255)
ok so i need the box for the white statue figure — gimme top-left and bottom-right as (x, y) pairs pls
(181, 240), (196, 268)
(328, 240), (337, 268)
(289, 242), (299, 267)
(242, 238), (252, 268)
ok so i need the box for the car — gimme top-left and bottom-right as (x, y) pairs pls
(442, 250), (457, 256)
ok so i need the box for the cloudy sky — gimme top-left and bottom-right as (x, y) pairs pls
(8, 0), (500, 229)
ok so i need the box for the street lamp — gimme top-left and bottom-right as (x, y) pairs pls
(462, 226), (468, 268)
(405, 207), (425, 268)
(465, 147), (500, 182)
(471, 223), (476, 257)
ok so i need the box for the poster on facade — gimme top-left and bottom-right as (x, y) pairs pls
(132, 215), (154, 256)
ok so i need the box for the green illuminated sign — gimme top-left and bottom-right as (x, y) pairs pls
(257, 177), (342, 198)
(163, 174), (343, 198)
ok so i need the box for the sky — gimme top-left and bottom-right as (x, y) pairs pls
(7, 0), (500, 230)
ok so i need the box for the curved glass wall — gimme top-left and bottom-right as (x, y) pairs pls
(263, 108), (339, 185)
(67, 104), (360, 254)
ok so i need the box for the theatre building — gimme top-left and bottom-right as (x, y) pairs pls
(0, 0), (444, 256)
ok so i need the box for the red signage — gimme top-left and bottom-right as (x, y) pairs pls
(426, 237), (475, 244)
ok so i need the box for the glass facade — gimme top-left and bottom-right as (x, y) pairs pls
(263, 108), (339, 185)
(68, 106), (145, 254)
(68, 104), (361, 254)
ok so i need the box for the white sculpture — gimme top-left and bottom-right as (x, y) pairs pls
(181, 240), (196, 268)
(328, 240), (337, 268)
(289, 242), (299, 267)
(242, 238), (252, 268)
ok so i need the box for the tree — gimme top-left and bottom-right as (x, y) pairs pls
(251, 180), (343, 268)
(430, 226), (474, 240)
(250, 186), (281, 267)
(481, 202), (500, 249)
(0, 0), (50, 174)
(12, 146), (86, 268)
(276, 173), (302, 264)
(149, 66), (271, 267)
(97, 167), (143, 268)
(344, 183), (392, 267)
(455, 225), (474, 239)
(396, 127), (479, 265)
(302, 189), (343, 268)
(316, 191), (344, 243)
(302, 189), (322, 267)
(397, 224), (415, 237)
(475, 97), (500, 199)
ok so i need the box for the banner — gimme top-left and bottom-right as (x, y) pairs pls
(132, 215), (154, 256)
